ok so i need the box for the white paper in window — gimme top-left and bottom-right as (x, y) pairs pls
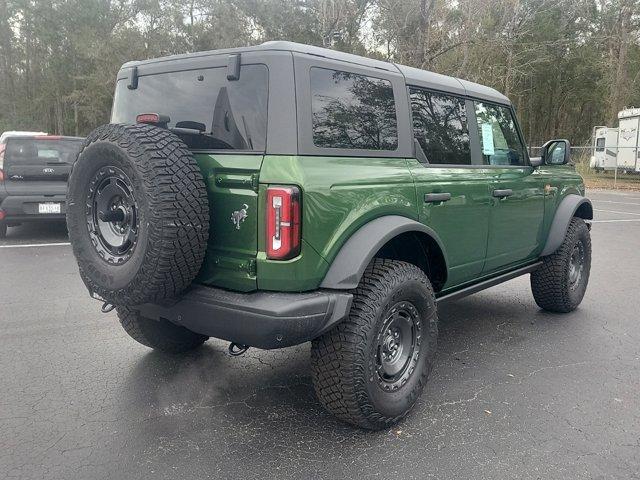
(481, 123), (495, 156)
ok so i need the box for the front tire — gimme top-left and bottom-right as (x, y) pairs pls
(117, 307), (208, 353)
(0, 222), (6, 238)
(531, 217), (591, 313)
(311, 259), (438, 430)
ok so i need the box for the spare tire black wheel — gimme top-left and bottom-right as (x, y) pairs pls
(67, 123), (210, 306)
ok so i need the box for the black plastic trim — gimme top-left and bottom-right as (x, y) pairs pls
(320, 215), (449, 289)
(135, 286), (353, 349)
(436, 261), (542, 304)
(540, 195), (593, 256)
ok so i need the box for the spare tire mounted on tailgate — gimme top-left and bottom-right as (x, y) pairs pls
(67, 123), (210, 306)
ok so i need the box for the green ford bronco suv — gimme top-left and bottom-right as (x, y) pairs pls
(67, 41), (592, 429)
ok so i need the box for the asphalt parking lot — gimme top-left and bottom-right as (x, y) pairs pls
(1, 189), (638, 479)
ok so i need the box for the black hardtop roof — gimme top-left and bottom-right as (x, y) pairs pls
(121, 41), (510, 105)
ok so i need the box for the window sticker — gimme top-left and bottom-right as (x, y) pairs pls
(481, 123), (495, 156)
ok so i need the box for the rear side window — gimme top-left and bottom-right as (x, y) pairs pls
(474, 102), (526, 166)
(310, 67), (398, 150)
(409, 88), (471, 165)
(595, 137), (605, 152)
(112, 64), (268, 151)
(5, 138), (82, 167)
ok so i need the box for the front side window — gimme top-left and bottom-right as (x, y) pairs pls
(595, 137), (605, 152)
(112, 64), (268, 151)
(474, 102), (526, 166)
(409, 88), (471, 165)
(310, 67), (398, 150)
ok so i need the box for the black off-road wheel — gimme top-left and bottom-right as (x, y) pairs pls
(66, 123), (209, 306)
(311, 259), (438, 430)
(117, 307), (208, 353)
(531, 217), (591, 313)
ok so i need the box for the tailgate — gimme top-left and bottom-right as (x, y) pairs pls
(194, 153), (263, 292)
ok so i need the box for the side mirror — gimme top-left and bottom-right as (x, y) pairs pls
(541, 139), (571, 165)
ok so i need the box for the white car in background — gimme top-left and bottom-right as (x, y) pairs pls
(0, 131), (48, 144)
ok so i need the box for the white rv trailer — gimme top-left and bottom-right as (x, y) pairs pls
(617, 108), (640, 173)
(590, 126), (618, 171)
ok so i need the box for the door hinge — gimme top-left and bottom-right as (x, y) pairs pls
(251, 173), (260, 193)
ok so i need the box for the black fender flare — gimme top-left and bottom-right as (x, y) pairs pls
(540, 194), (593, 256)
(319, 215), (448, 289)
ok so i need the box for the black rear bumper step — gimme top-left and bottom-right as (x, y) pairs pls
(135, 286), (353, 350)
(134, 262), (542, 349)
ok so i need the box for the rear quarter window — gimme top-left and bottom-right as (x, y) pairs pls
(310, 67), (398, 150)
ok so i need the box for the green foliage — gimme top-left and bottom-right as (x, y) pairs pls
(0, 0), (638, 144)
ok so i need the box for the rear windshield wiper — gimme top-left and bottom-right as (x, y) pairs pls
(174, 120), (206, 132)
(170, 125), (234, 150)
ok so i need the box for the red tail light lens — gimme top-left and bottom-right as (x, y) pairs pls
(266, 186), (301, 260)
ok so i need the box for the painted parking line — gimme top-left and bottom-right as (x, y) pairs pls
(0, 242), (71, 249)
(594, 208), (640, 216)
(590, 219), (640, 223)
(592, 200), (640, 206)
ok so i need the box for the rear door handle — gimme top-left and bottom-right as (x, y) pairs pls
(492, 189), (513, 198)
(424, 192), (452, 203)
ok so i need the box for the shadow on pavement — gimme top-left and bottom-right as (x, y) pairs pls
(116, 290), (571, 435)
(2, 220), (68, 243)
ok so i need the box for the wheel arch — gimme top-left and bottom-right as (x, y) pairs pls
(540, 194), (593, 257)
(319, 215), (449, 291)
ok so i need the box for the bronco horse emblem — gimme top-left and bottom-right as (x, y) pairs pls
(231, 204), (249, 230)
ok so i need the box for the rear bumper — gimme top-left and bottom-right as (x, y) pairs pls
(135, 285), (353, 349)
(0, 194), (67, 221)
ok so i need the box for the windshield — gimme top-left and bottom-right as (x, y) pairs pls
(5, 138), (83, 167)
(111, 64), (268, 151)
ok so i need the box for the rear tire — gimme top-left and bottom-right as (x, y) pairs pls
(0, 222), (6, 238)
(117, 306), (208, 353)
(531, 217), (591, 313)
(311, 259), (438, 430)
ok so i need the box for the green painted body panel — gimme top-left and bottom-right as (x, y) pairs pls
(257, 155), (418, 291)
(481, 167), (546, 273)
(193, 153), (263, 292)
(407, 159), (492, 287)
(536, 164), (585, 243)
(192, 151), (585, 295)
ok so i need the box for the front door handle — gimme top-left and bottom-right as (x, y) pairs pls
(424, 192), (452, 203)
(492, 189), (513, 198)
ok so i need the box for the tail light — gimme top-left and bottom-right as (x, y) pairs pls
(266, 186), (301, 260)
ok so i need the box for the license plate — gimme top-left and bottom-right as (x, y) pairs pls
(39, 202), (61, 214)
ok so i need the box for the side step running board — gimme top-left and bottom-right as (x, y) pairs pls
(436, 262), (543, 305)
